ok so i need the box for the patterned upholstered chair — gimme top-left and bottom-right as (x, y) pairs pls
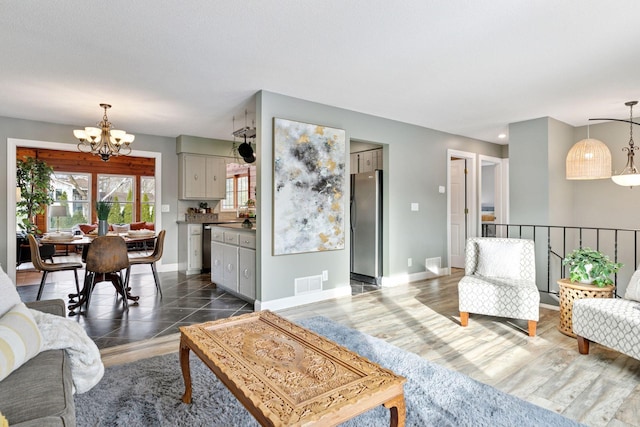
(458, 237), (540, 336)
(573, 294), (640, 361)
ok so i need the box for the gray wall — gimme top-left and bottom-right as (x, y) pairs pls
(255, 91), (503, 302)
(0, 116), (178, 270)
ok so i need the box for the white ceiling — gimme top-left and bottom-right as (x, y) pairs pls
(2, 1), (640, 144)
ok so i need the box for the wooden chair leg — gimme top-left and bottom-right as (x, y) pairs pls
(577, 336), (590, 354)
(460, 312), (469, 327)
(36, 271), (49, 300)
(527, 320), (537, 337)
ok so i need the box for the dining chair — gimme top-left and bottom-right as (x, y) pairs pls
(27, 234), (82, 301)
(84, 235), (133, 310)
(125, 229), (165, 297)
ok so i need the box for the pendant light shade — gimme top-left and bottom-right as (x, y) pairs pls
(566, 138), (611, 180)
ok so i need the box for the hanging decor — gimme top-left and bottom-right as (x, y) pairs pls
(272, 118), (346, 256)
(73, 104), (135, 162)
(590, 101), (640, 188)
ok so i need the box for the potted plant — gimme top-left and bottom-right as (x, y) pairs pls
(96, 200), (112, 236)
(562, 247), (622, 287)
(16, 156), (54, 235)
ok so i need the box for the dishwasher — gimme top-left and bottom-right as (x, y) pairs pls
(202, 224), (213, 273)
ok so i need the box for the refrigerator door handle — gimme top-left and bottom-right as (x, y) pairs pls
(350, 196), (357, 231)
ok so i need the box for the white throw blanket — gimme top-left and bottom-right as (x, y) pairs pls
(29, 309), (104, 394)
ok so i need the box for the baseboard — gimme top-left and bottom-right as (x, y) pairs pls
(256, 286), (352, 311)
(380, 267), (450, 287)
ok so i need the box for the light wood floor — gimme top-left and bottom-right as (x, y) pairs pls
(101, 269), (640, 427)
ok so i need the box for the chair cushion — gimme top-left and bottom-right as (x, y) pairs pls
(130, 221), (146, 230)
(475, 239), (523, 280)
(624, 269), (640, 302)
(112, 224), (130, 234)
(0, 303), (43, 381)
(78, 224), (97, 234)
(0, 266), (20, 317)
(458, 275), (540, 321)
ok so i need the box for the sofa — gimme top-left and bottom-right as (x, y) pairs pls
(0, 299), (75, 426)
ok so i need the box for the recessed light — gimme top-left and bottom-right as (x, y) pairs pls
(498, 133), (507, 139)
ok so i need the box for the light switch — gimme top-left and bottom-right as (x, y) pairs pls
(411, 203), (419, 211)
(161, 204), (170, 213)
(439, 186), (445, 194)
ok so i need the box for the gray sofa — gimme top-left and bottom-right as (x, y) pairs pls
(0, 299), (75, 426)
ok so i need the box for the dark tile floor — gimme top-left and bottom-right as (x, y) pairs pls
(17, 268), (378, 349)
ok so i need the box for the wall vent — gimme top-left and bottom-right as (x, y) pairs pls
(425, 257), (442, 275)
(295, 275), (323, 295)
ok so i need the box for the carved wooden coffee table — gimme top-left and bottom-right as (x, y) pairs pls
(179, 310), (406, 426)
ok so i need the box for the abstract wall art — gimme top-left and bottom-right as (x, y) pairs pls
(273, 118), (346, 255)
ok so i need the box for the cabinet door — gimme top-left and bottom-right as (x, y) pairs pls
(222, 244), (238, 291)
(211, 242), (224, 285)
(188, 232), (202, 271)
(350, 153), (359, 174)
(206, 156), (226, 199)
(182, 155), (207, 199)
(361, 151), (374, 172)
(238, 247), (255, 300)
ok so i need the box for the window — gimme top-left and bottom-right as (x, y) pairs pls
(140, 176), (156, 222)
(98, 174), (134, 224)
(222, 163), (255, 211)
(49, 172), (91, 231)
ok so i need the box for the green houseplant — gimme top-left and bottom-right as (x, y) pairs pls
(16, 156), (54, 235)
(96, 200), (112, 236)
(562, 247), (622, 287)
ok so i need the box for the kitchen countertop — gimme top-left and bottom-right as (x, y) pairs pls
(212, 222), (256, 231)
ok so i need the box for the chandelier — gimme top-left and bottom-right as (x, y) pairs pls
(591, 101), (640, 188)
(73, 104), (135, 161)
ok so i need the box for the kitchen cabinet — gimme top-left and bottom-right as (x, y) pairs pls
(178, 223), (202, 275)
(210, 226), (255, 302)
(351, 149), (383, 174)
(178, 153), (226, 200)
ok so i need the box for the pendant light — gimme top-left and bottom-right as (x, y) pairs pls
(608, 101), (640, 188)
(566, 124), (611, 180)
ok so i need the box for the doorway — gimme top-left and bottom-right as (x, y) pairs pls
(447, 150), (476, 270)
(479, 155), (507, 238)
(6, 138), (163, 282)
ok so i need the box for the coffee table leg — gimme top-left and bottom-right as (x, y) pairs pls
(180, 338), (192, 404)
(383, 394), (406, 427)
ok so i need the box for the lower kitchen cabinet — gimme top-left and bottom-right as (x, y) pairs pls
(239, 247), (256, 299)
(210, 226), (255, 302)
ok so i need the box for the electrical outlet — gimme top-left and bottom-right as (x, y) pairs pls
(408, 258), (412, 267)
(322, 270), (328, 281)
(161, 204), (170, 213)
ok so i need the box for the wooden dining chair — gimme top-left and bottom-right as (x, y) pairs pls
(84, 235), (132, 310)
(125, 229), (165, 296)
(27, 234), (82, 301)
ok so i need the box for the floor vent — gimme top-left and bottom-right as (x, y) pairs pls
(295, 275), (323, 295)
(425, 257), (442, 275)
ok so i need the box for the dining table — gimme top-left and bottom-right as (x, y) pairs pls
(41, 232), (158, 315)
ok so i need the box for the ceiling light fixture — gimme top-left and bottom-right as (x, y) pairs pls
(590, 101), (640, 188)
(566, 124), (611, 180)
(73, 104), (135, 162)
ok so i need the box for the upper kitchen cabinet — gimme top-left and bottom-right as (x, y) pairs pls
(178, 153), (226, 200)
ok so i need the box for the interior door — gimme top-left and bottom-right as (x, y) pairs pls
(450, 159), (467, 268)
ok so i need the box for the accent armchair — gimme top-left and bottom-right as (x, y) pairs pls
(458, 237), (540, 336)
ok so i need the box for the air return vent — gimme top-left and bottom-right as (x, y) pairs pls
(295, 275), (323, 295)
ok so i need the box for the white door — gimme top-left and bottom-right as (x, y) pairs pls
(450, 159), (467, 268)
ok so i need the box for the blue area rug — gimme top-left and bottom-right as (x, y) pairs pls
(75, 316), (582, 426)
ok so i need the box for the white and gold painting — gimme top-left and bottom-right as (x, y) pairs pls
(273, 118), (346, 255)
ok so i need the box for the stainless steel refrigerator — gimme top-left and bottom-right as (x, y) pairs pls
(350, 170), (382, 284)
